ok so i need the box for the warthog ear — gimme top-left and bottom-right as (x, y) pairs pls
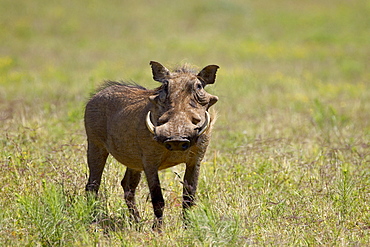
(150, 61), (170, 83)
(197, 65), (219, 86)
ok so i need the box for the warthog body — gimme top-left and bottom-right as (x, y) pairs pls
(85, 61), (219, 229)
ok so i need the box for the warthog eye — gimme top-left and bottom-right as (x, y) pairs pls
(195, 82), (203, 90)
(156, 81), (169, 104)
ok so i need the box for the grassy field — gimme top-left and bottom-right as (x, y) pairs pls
(1, 0), (369, 245)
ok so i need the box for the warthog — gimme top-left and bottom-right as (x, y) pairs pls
(85, 61), (219, 229)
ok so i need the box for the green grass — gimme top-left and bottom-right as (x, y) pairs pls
(1, 0), (369, 246)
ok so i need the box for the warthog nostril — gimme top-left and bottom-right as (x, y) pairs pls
(181, 142), (190, 150)
(164, 139), (191, 151)
(165, 143), (172, 150)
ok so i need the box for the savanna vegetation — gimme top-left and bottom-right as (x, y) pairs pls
(0, 0), (369, 246)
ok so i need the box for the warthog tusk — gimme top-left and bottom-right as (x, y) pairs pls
(197, 111), (210, 136)
(146, 111), (155, 134)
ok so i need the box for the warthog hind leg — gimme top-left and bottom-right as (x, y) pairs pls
(85, 141), (109, 194)
(121, 168), (142, 222)
(182, 162), (201, 224)
(143, 165), (165, 232)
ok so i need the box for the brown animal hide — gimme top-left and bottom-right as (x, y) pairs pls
(85, 61), (219, 230)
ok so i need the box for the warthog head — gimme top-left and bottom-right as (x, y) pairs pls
(146, 61), (219, 151)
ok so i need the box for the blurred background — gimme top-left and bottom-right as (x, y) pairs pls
(0, 0), (369, 245)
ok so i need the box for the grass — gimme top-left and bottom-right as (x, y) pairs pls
(1, 0), (369, 246)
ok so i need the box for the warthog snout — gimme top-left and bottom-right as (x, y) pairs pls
(164, 138), (190, 151)
(146, 111), (211, 152)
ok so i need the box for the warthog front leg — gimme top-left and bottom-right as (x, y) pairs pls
(182, 162), (201, 222)
(143, 165), (165, 231)
(85, 141), (109, 194)
(121, 168), (142, 222)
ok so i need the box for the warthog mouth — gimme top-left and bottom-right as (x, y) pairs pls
(145, 111), (210, 138)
